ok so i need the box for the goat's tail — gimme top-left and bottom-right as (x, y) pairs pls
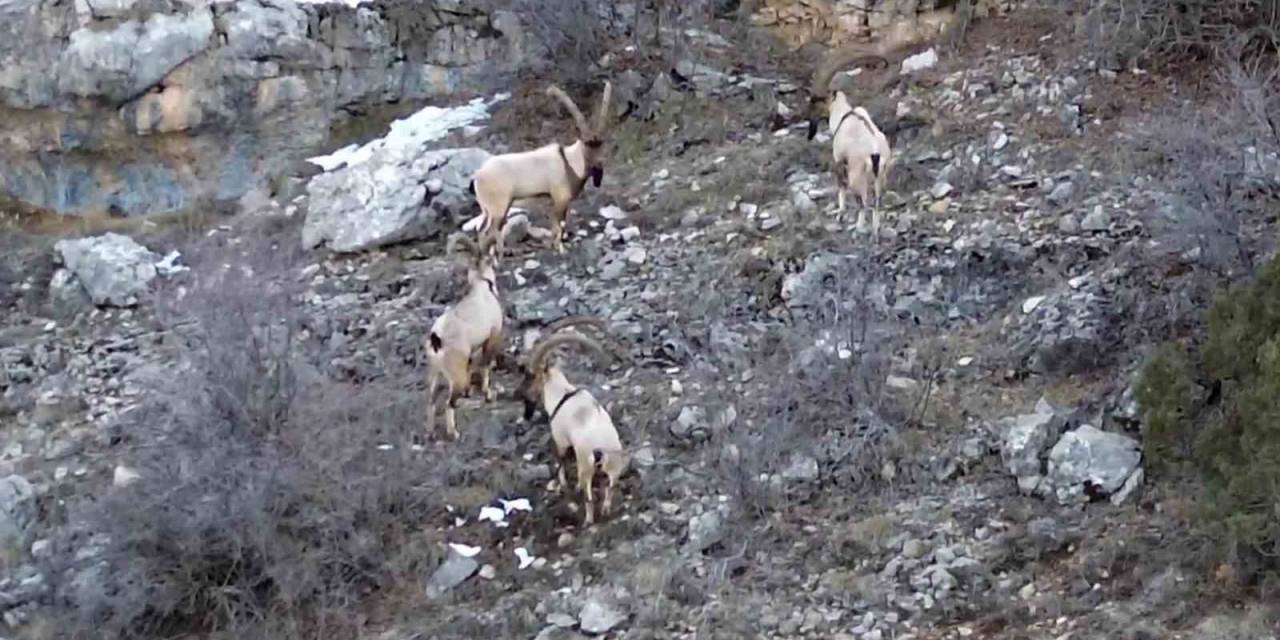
(870, 153), (881, 177)
(428, 332), (443, 353)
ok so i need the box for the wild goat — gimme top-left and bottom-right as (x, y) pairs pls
(424, 234), (503, 441)
(825, 97), (894, 235)
(805, 50), (896, 236)
(515, 317), (628, 526)
(468, 81), (613, 258)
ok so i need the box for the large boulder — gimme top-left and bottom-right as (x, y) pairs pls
(302, 146), (490, 252)
(1044, 424), (1142, 505)
(998, 398), (1067, 494)
(54, 233), (160, 306)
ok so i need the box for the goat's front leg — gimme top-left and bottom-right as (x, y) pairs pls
(550, 201), (570, 255)
(424, 366), (440, 434)
(444, 389), (462, 440)
(575, 448), (596, 526)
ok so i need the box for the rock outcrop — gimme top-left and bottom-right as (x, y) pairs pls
(752, 0), (1023, 47)
(0, 0), (524, 217)
(54, 233), (161, 307)
(303, 146), (490, 252)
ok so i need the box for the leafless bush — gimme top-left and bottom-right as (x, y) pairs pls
(1082, 0), (1280, 69)
(1135, 44), (1280, 277)
(708, 255), (911, 519)
(46, 237), (452, 639)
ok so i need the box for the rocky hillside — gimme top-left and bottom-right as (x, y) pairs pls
(1, 2), (1279, 640)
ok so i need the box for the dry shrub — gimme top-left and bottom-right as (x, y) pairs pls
(44, 235), (452, 639)
(1082, 0), (1280, 70)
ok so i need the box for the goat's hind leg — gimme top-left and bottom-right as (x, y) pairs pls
(833, 159), (848, 214)
(479, 332), (501, 402)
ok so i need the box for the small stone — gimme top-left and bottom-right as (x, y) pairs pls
(992, 132), (1009, 150)
(670, 379), (683, 395)
(112, 464), (141, 488)
(902, 539), (926, 559)
(632, 446), (656, 468)
(624, 246), (647, 265)
(1058, 214), (1080, 234)
(930, 182), (954, 199)
(426, 549), (480, 598)
(30, 539), (51, 559)
(478, 564), (496, 580)
(1022, 295), (1046, 314)
(579, 599), (627, 634)
(547, 612), (578, 628)
(1019, 581), (1037, 599)
(928, 199), (950, 214)
(780, 455), (819, 483)
(1047, 181), (1074, 206)
(685, 508), (725, 553)
(558, 532), (576, 548)
(1081, 205), (1111, 231)
(760, 216), (783, 231)
(620, 226), (641, 242)
(425, 178), (444, 194)
(901, 48), (938, 74)
(600, 205), (627, 220)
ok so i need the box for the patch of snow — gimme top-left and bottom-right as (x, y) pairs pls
(479, 506), (505, 524)
(449, 543), (482, 558)
(500, 498), (532, 514)
(515, 547), (538, 569)
(307, 94), (509, 172)
(292, 0), (370, 10)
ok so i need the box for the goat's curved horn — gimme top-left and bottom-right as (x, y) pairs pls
(811, 49), (890, 97)
(547, 85), (592, 139)
(594, 80), (613, 134)
(529, 333), (607, 371)
(543, 315), (608, 336)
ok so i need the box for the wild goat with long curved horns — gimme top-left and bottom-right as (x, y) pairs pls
(515, 316), (629, 527)
(467, 81), (613, 258)
(424, 233), (504, 441)
(805, 50), (895, 236)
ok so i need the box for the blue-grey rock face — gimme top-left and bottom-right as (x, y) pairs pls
(0, 0), (524, 217)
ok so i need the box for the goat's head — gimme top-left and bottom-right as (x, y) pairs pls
(447, 232), (498, 287)
(805, 51), (889, 140)
(516, 316), (611, 421)
(547, 81), (613, 188)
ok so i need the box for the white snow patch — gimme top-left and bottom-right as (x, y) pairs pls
(291, 0), (369, 8)
(478, 506), (505, 524)
(307, 93), (509, 172)
(514, 547), (538, 570)
(500, 498), (532, 514)
(449, 543), (482, 558)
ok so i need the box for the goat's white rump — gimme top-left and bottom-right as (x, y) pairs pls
(828, 96), (894, 235)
